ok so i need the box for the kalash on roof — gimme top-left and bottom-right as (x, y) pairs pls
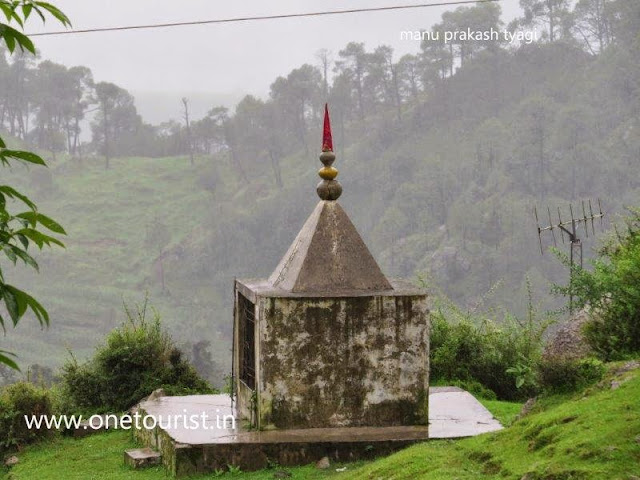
(267, 104), (393, 294)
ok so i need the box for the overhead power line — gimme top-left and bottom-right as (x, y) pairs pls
(29, 0), (502, 37)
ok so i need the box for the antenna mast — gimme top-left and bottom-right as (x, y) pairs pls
(535, 199), (605, 314)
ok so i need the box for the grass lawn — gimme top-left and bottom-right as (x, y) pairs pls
(4, 364), (640, 479)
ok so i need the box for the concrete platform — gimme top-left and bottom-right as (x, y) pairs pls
(429, 386), (503, 438)
(134, 387), (502, 476)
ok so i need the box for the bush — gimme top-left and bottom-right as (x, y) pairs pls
(428, 282), (551, 401)
(430, 315), (541, 400)
(555, 208), (640, 360)
(537, 357), (605, 393)
(0, 382), (53, 454)
(61, 300), (213, 413)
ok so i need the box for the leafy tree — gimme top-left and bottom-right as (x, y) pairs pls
(1, 51), (36, 140)
(396, 54), (422, 103)
(65, 65), (94, 156)
(335, 42), (367, 120)
(419, 22), (453, 83)
(555, 209), (640, 360)
(270, 64), (322, 154)
(520, 0), (572, 42)
(573, 0), (614, 53)
(315, 48), (332, 99)
(442, 3), (504, 67)
(190, 106), (228, 156)
(514, 95), (556, 201)
(32, 60), (71, 157)
(366, 45), (402, 120)
(0, 0), (69, 369)
(91, 81), (141, 168)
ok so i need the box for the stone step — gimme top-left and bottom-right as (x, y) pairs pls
(124, 448), (162, 469)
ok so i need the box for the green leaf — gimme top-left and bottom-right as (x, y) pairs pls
(3, 286), (20, 325)
(16, 233), (28, 249)
(21, 4), (33, 21)
(9, 8), (23, 28)
(34, 2), (71, 26)
(10, 245), (39, 270)
(0, 23), (34, 54)
(0, 185), (37, 210)
(0, 4), (12, 22)
(4, 285), (49, 327)
(11, 26), (34, 53)
(0, 350), (20, 371)
(0, 135), (6, 148)
(16, 210), (37, 227)
(15, 227), (65, 248)
(1, 149), (46, 165)
(3, 26), (16, 52)
(16, 212), (66, 235)
(3, 245), (17, 264)
(34, 212), (66, 234)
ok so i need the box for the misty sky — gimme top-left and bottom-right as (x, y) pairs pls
(27, 0), (523, 122)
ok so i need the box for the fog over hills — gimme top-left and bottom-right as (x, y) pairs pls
(1, 0), (638, 388)
(131, 91), (244, 125)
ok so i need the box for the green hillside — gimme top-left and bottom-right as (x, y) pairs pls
(1, 154), (254, 377)
(6, 361), (639, 479)
(1, 2), (639, 385)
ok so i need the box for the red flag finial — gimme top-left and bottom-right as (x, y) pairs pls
(322, 103), (333, 152)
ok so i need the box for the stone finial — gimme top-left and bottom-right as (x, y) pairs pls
(317, 104), (342, 201)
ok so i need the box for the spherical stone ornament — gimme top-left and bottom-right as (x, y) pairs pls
(318, 166), (338, 180)
(319, 150), (336, 167)
(317, 180), (342, 201)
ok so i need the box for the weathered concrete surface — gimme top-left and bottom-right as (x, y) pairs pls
(268, 201), (392, 293)
(124, 448), (162, 469)
(429, 387), (503, 438)
(233, 283), (429, 430)
(258, 294), (429, 429)
(236, 278), (424, 299)
(136, 389), (501, 476)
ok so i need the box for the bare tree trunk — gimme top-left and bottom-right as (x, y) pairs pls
(269, 150), (283, 188)
(103, 104), (110, 169)
(182, 97), (194, 166)
(159, 256), (165, 292)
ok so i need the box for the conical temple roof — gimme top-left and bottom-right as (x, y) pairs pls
(268, 201), (393, 293)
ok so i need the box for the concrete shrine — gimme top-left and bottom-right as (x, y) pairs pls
(232, 105), (430, 431)
(131, 105), (502, 477)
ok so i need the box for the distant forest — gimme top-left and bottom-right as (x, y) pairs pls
(1, 1), (635, 167)
(1, 0), (639, 378)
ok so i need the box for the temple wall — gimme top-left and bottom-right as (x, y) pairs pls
(255, 295), (429, 430)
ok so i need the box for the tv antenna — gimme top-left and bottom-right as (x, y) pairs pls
(534, 199), (605, 314)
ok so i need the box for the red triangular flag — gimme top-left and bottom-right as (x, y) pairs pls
(322, 103), (333, 152)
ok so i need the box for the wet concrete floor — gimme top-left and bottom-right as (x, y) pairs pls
(138, 386), (502, 446)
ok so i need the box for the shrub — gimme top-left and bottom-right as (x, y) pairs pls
(537, 357), (605, 393)
(60, 300), (213, 413)
(554, 207), (640, 360)
(0, 382), (53, 454)
(430, 314), (541, 400)
(428, 281), (551, 401)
